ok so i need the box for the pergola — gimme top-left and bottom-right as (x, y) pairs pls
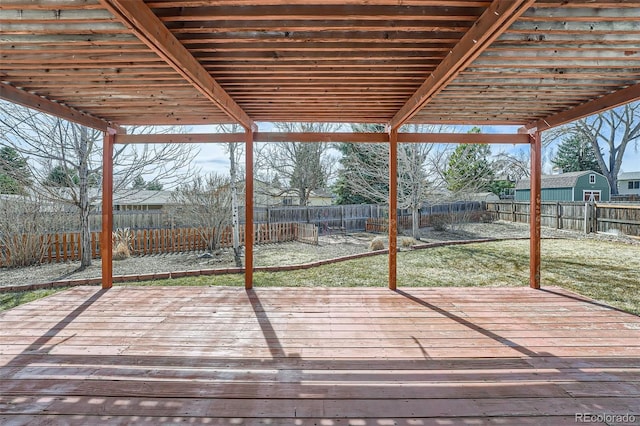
(1, 1), (639, 291)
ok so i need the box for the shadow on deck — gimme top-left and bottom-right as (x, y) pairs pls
(0, 286), (639, 425)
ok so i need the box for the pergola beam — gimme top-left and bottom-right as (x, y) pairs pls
(100, 0), (256, 131)
(115, 132), (530, 144)
(529, 131), (542, 289)
(388, 0), (535, 130)
(101, 129), (116, 290)
(245, 129), (255, 290)
(521, 83), (640, 133)
(0, 83), (112, 131)
(388, 129), (398, 291)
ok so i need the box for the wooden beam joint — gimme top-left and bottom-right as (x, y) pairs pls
(0, 83), (114, 131)
(101, 0), (255, 131)
(522, 83), (640, 133)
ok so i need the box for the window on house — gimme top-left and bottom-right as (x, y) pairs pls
(589, 174), (596, 184)
(635, 181), (640, 189)
(630, 182), (635, 189)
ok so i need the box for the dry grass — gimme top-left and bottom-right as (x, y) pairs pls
(369, 237), (386, 251)
(112, 228), (133, 260)
(400, 236), (417, 248)
(112, 241), (131, 261)
(2, 238), (639, 316)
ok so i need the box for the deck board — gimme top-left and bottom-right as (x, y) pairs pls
(0, 286), (639, 425)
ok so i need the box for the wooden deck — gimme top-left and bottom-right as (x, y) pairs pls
(1, 286), (639, 425)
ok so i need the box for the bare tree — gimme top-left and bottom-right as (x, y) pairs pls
(216, 124), (245, 267)
(0, 101), (198, 269)
(545, 102), (640, 195)
(258, 122), (340, 206)
(336, 124), (449, 239)
(0, 193), (66, 267)
(493, 150), (530, 183)
(171, 173), (232, 251)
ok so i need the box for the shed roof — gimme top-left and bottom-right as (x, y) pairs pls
(516, 170), (604, 190)
(1, 1), (639, 130)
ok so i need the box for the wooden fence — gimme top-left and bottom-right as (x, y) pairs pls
(486, 201), (640, 236)
(366, 201), (486, 233)
(81, 202), (482, 234)
(85, 205), (385, 233)
(0, 222), (318, 267)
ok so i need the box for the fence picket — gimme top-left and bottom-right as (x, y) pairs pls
(486, 201), (640, 236)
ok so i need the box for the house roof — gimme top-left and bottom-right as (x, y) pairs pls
(113, 190), (175, 206)
(516, 170), (604, 190)
(309, 189), (334, 199)
(1, 1), (639, 130)
(618, 172), (640, 181)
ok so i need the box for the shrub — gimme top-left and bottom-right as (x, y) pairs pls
(369, 237), (386, 251)
(0, 195), (63, 267)
(400, 237), (416, 248)
(429, 214), (448, 232)
(112, 241), (130, 261)
(112, 228), (133, 261)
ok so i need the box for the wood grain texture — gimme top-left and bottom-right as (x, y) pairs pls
(1, 286), (639, 424)
(1, 2), (638, 126)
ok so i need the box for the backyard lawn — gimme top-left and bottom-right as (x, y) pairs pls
(1, 238), (638, 315)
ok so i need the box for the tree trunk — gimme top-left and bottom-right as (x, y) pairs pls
(411, 205), (420, 240)
(229, 143), (242, 267)
(78, 126), (92, 269)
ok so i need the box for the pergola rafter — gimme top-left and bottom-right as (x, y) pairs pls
(1, 0), (639, 291)
(389, 0), (536, 130)
(0, 82), (114, 132)
(99, 0), (256, 131)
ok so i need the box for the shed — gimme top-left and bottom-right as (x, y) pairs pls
(515, 171), (610, 202)
(617, 172), (640, 196)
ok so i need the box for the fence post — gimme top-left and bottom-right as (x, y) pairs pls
(512, 201), (517, 223)
(555, 202), (560, 229)
(584, 202), (590, 234)
(591, 203), (598, 233)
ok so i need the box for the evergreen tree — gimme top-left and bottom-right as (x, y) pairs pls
(444, 128), (494, 193)
(131, 175), (146, 189)
(145, 180), (163, 190)
(0, 146), (29, 194)
(551, 134), (602, 174)
(333, 123), (387, 205)
(44, 164), (79, 187)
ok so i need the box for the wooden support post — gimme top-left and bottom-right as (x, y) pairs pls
(388, 129), (398, 290)
(584, 203), (590, 235)
(529, 131), (542, 289)
(245, 129), (254, 290)
(101, 130), (115, 289)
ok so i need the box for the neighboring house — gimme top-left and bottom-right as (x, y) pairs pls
(515, 170), (610, 202)
(617, 172), (640, 196)
(112, 190), (176, 211)
(254, 180), (333, 207)
(307, 189), (334, 206)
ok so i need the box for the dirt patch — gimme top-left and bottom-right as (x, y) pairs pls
(1, 221), (637, 288)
